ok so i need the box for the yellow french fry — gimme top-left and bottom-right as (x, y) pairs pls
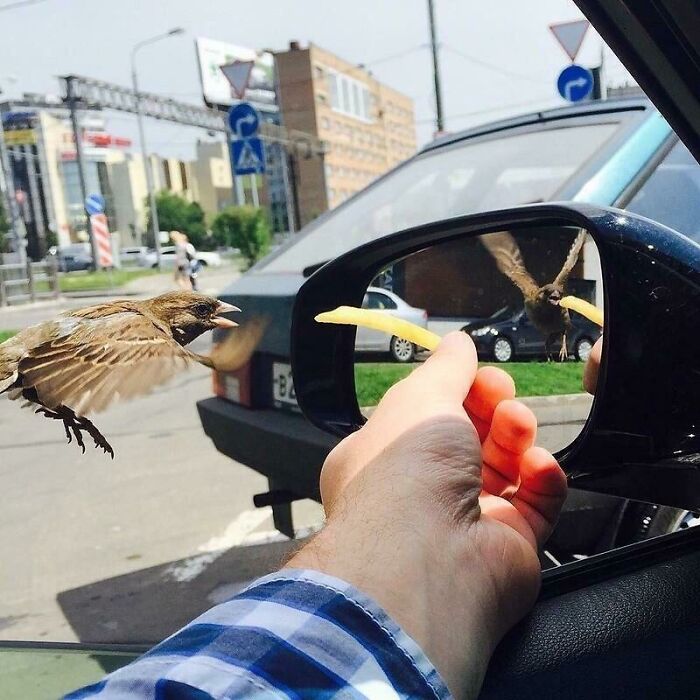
(315, 306), (441, 351)
(559, 295), (604, 327)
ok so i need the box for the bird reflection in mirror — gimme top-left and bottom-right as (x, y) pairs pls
(480, 229), (587, 361)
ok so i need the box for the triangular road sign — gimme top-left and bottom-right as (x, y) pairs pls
(549, 19), (590, 61)
(236, 140), (263, 172)
(220, 60), (254, 99)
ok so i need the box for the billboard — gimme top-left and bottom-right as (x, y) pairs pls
(195, 37), (277, 111)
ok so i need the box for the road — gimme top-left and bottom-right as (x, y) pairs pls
(0, 268), (588, 646)
(0, 265), (324, 645)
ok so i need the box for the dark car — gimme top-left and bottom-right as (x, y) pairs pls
(468, 307), (602, 362)
(198, 94), (700, 537)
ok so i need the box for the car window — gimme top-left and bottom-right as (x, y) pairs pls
(625, 140), (700, 242)
(260, 121), (623, 273)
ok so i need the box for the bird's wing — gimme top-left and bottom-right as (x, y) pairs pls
(554, 229), (587, 288)
(17, 312), (193, 415)
(481, 231), (539, 297)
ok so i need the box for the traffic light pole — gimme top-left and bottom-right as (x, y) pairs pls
(66, 77), (99, 271)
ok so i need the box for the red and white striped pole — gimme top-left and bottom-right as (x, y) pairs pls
(89, 213), (113, 268)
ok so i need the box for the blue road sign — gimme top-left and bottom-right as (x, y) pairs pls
(228, 102), (260, 138)
(85, 193), (105, 216)
(557, 64), (594, 103)
(231, 137), (266, 175)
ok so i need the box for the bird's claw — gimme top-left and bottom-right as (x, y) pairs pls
(35, 405), (113, 457)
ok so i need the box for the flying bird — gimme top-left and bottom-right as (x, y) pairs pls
(481, 229), (587, 360)
(0, 292), (266, 457)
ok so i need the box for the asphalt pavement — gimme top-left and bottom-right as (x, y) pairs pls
(0, 264), (324, 644)
(0, 267), (588, 646)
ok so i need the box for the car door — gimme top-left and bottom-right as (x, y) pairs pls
(355, 291), (398, 351)
(512, 310), (543, 354)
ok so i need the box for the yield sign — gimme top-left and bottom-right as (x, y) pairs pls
(220, 60), (254, 99)
(549, 19), (590, 62)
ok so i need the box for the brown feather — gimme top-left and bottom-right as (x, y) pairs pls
(480, 231), (540, 298)
(553, 228), (587, 288)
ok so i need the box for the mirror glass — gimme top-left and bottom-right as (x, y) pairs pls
(354, 225), (603, 453)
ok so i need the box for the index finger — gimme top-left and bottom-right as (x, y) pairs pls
(411, 332), (479, 406)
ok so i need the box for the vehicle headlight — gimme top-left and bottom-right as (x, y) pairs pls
(471, 326), (493, 337)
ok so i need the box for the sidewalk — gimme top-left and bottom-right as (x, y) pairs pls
(0, 263), (241, 332)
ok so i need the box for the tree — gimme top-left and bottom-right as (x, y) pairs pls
(211, 206), (271, 269)
(0, 196), (9, 253)
(145, 191), (210, 249)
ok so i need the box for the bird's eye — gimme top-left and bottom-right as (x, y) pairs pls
(194, 303), (210, 317)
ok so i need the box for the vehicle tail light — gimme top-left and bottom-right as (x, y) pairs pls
(211, 342), (252, 407)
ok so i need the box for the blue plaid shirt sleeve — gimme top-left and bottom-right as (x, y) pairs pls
(65, 569), (451, 699)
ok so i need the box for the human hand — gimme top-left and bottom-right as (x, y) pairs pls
(583, 336), (603, 394)
(289, 332), (567, 698)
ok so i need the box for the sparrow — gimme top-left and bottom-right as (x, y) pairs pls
(481, 229), (587, 360)
(0, 292), (266, 457)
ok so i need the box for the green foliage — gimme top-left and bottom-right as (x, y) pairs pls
(211, 206), (271, 268)
(0, 330), (16, 344)
(59, 269), (156, 293)
(145, 192), (211, 249)
(0, 197), (9, 253)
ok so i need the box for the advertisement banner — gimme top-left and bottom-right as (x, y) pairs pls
(195, 37), (277, 111)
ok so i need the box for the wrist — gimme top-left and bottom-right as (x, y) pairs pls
(288, 511), (504, 698)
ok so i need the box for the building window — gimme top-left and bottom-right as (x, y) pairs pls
(328, 73), (340, 109)
(179, 161), (188, 191)
(163, 160), (172, 190)
(314, 65), (325, 80)
(321, 117), (330, 130)
(325, 69), (372, 122)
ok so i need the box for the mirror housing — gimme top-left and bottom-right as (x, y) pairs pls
(291, 203), (700, 510)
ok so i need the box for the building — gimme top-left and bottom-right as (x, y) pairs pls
(1, 97), (212, 255)
(275, 41), (417, 227)
(1, 99), (134, 256)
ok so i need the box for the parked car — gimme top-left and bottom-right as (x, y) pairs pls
(54, 243), (92, 272)
(199, 94), (700, 544)
(119, 246), (149, 267)
(468, 307), (602, 362)
(356, 287), (428, 362)
(141, 247), (223, 269)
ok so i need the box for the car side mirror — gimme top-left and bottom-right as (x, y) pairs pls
(291, 203), (700, 512)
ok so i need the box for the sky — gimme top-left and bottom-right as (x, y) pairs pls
(0, 0), (635, 159)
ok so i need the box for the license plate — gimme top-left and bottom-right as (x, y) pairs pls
(272, 362), (298, 409)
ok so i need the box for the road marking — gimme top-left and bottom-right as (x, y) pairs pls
(164, 508), (272, 582)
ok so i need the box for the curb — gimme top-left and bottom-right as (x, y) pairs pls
(362, 393), (593, 425)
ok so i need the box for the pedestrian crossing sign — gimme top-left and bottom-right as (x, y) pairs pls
(231, 137), (266, 175)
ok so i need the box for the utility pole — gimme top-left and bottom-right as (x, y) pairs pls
(0, 103), (28, 264)
(66, 77), (99, 271)
(427, 0), (445, 134)
(132, 67), (162, 266)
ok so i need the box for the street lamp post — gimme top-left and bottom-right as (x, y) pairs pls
(130, 28), (184, 269)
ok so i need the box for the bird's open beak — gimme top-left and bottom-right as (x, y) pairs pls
(213, 301), (240, 329)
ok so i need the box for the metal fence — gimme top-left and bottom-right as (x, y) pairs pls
(0, 260), (60, 306)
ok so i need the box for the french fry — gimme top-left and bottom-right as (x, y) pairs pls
(559, 295), (604, 327)
(315, 306), (441, 351)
